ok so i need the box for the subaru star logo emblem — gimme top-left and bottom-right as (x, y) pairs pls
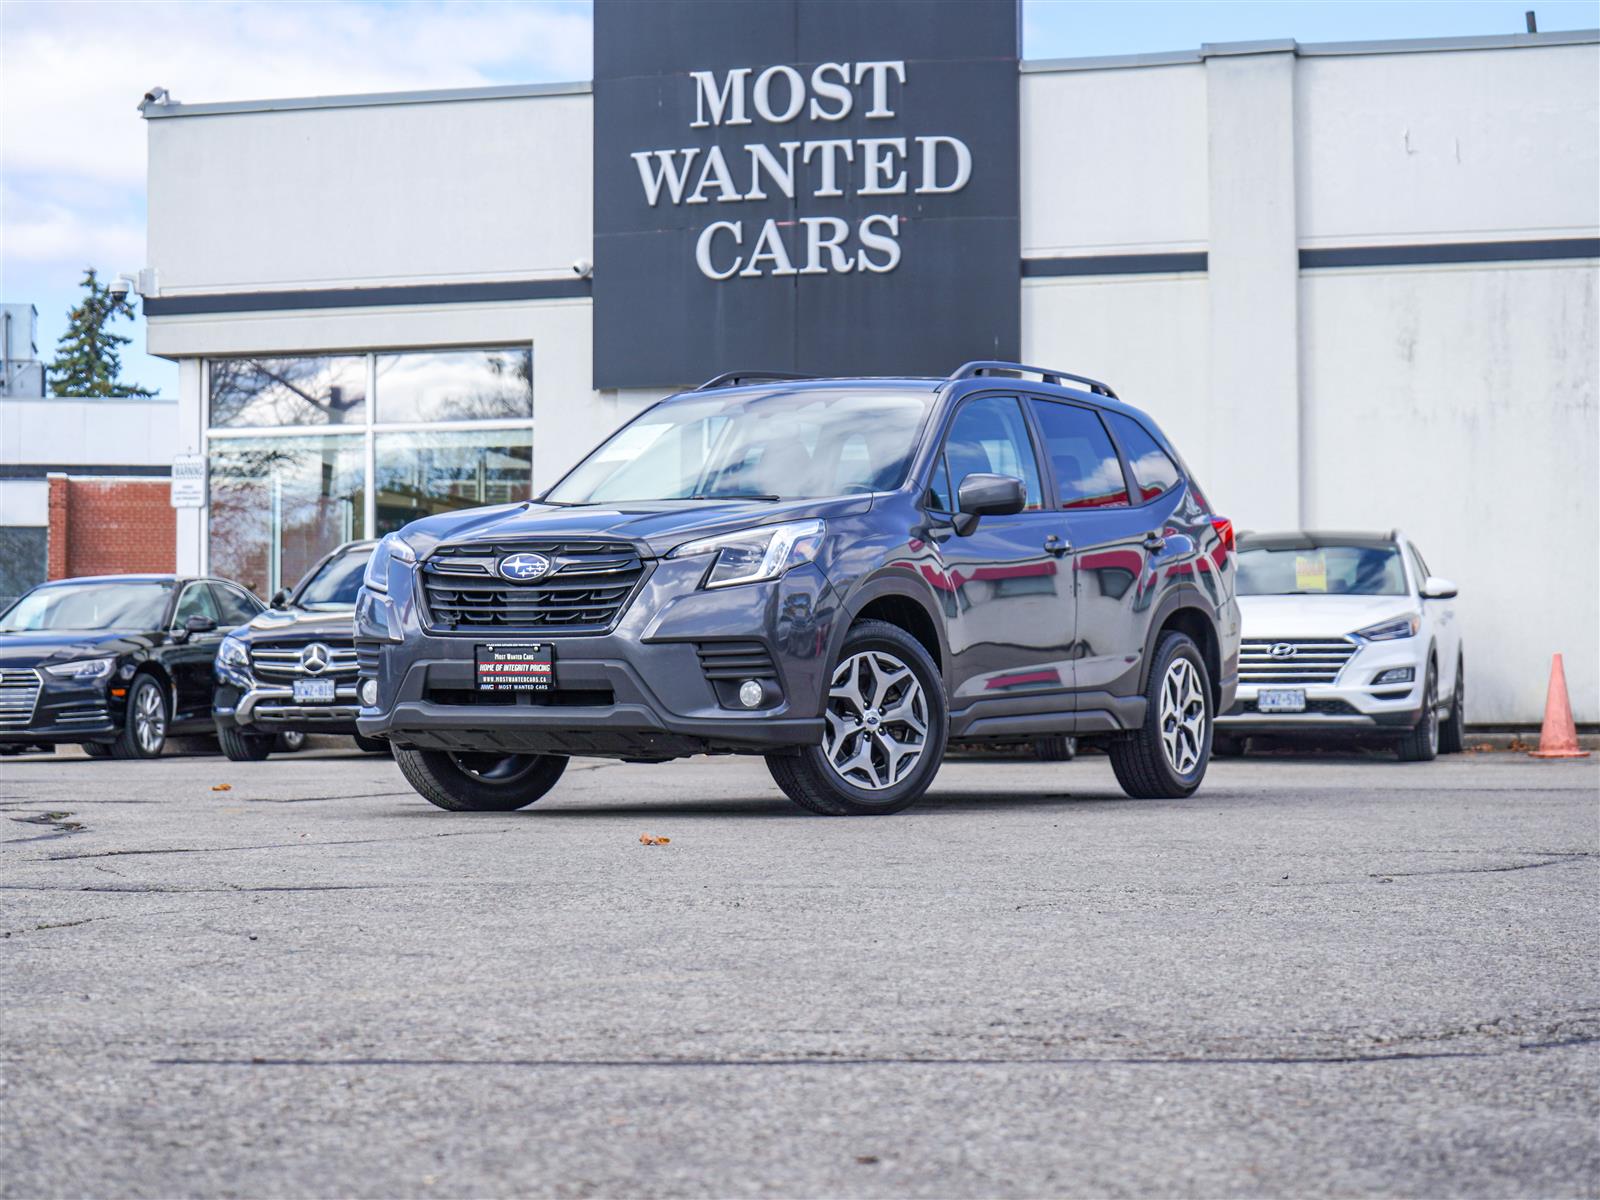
(497, 552), (553, 583)
(300, 643), (331, 674)
(1269, 643), (1297, 660)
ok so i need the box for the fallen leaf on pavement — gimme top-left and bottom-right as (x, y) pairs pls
(639, 833), (670, 846)
(211, 784), (232, 792)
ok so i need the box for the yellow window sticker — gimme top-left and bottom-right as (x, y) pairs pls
(1295, 554), (1328, 592)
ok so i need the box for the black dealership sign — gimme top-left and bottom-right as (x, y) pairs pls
(592, 0), (1020, 389)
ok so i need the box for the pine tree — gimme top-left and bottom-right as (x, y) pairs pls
(46, 268), (155, 397)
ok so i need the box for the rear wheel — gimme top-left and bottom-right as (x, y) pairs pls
(353, 734), (392, 755)
(1108, 632), (1212, 799)
(765, 620), (947, 816)
(1212, 733), (1246, 758)
(394, 747), (568, 812)
(276, 730), (307, 753)
(1397, 661), (1440, 762)
(110, 675), (167, 760)
(82, 742), (113, 759)
(1439, 655), (1465, 754)
(218, 724), (274, 762)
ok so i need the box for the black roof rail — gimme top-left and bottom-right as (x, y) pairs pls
(696, 371), (814, 391)
(947, 360), (1119, 400)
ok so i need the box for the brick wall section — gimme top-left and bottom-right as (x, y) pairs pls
(46, 476), (176, 580)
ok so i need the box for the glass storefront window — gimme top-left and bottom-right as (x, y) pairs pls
(374, 348), (533, 424)
(375, 429), (534, 533)
(209, 355), (367, 428)
(208, 436), (366, 597)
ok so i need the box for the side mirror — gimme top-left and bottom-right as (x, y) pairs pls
(1420, 576), (1458, 600)
(186, 613), (217, 633)
(953, 472), (1026, 536)
(269, 589), (290, 609)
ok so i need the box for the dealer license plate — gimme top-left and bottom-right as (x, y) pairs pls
(292, 678), (337, 704)
(1257, 688), (1306, 713)
(476, 643), (554, 693)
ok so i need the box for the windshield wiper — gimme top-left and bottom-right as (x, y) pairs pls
(687, 493), (782, 502)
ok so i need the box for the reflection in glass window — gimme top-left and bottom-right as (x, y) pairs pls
(375, 429), (533, 533)
(942, 395), (1043, 511)
(209, 436), (366, 598)
(374, 348), (533, 424)
(1237, 543), (1407, 596)
(209, 356), (367, 428)
(1104, 412), (1181, 502)
(1027, 400), (1127, 509)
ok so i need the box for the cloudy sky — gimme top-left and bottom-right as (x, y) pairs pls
(3, 0), (1594, 397)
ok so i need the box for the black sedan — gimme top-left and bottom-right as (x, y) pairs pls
(0, 574), (263, 759)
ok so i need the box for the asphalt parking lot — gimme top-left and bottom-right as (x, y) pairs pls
(2, 745), (1596, 1198)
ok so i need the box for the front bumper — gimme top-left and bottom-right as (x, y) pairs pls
(1217, 639), (1427, 736)
(213, 681), (361, 733)
(355, 556), (837, 760)
(0, 669), (124, 744)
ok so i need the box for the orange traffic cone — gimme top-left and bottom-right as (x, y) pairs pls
(1529, 654), (1590, 759)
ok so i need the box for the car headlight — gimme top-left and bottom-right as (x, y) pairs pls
(1356, 614), (1420, 642)
(364, 533), (417, 593)
(45, 657), (115, 680)
(668, 519), (826, 589)
(217, 635), (250, 670)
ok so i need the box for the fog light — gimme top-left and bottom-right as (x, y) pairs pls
(1373, 667), (1415, 686)
(738, 679), (764, 709)
(359, 678), (378, 707)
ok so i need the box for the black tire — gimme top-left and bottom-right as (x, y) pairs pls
(1212, 733), (1246, 758)
(218, 724), (274, 762)
(765, 619), (948, 816)
(110, 674), (168, 760)
(1032, 735), (1077, 762)
(353, 734), (392, 755)
(82, 742), (113, 758)
(394, 747), (568, 812)
(1108, 631), (1212, 799)
(1439, 655), (1465, 754)
(276, 730), (307, 753)
(1397, 660), (1441, 762)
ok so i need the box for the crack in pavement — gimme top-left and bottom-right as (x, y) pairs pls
(1371, 851), (1596, 879)
(42, 828), (503, 862)
(153, 1036), (1600, 1071)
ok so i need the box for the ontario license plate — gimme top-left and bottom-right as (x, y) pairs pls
(1258, 688), (1306, 713)
(476, 643), (554, 692)
(292, 678), (337, 704)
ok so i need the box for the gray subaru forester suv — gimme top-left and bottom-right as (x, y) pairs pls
(355, 362), (1240, 815)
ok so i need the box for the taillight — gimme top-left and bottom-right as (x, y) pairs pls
(1211, 517), (1235, 556)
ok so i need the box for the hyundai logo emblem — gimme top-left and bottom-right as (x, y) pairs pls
(1269, 643), (1297, 660)
(300, 643), (332, 674)
(497, 552), (553, 583)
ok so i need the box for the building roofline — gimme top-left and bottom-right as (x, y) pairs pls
(138, 27), (1598, 119)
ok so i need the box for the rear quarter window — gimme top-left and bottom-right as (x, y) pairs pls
(1105, 412), (1182, 502)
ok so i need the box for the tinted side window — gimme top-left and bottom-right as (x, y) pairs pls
(1105, 411), (1182, 502)
(210, 583), (261, 626)
(173, 582), (219, 626)
(1029, 400), (1130, 510)
(943, 395), (1043, 511)
(925, 455), (954, 513)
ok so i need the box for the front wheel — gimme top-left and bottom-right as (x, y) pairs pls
(353, 734), (392, 755)
(219, 724), (274, 762)
(1396, 661), (1440, 762)
(1108, 631), (1212, 799)
(394, 747), (568, 812)
(110, 675), (168, 760)
(1032, 735), (1077, 762)
(1439, 655), (1465, 754)
(765, 619), (948, 816)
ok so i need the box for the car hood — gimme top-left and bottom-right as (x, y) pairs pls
(240, 607), (357, 644)
(1238, 594), (1416, 640)
(419, 495), (874, 558)
(0, 629), (154, 668)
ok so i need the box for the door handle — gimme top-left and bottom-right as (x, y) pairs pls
(1143, 532), (1167, 552)
(1044, 534), (1071, 558)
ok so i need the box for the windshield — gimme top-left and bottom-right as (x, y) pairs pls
(295, 547), (372, 609)
(0, 581), (173, 631)
(544, 387), (934, 504)
(1237, 544), (1407, 597)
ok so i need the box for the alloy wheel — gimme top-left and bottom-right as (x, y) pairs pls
(1159, 657), (1207, 775)
(134, 683), (166, 753)
(822, 650), (928, 791)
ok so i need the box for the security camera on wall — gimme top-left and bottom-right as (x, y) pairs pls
(572, 259), (593, 279)
(107, 275), (134, 300)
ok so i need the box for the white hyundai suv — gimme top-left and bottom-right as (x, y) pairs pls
(1216, 531), (1464, 761)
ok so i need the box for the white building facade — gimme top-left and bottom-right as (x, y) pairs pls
(140, 30), (1599, 724)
